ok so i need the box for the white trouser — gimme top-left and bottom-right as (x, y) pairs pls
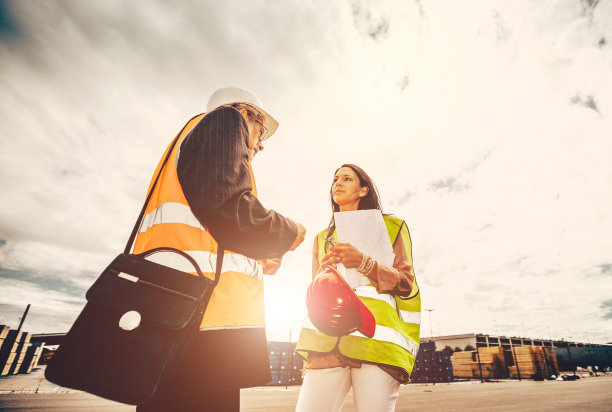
(295, 364), (400, 412)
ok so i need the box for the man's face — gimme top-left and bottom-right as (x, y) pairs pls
(248, 122), (266, 160)
(239, 108), (267, 160)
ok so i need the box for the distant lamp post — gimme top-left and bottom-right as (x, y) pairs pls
(425, 308), (435, 341)
(568, 336), (576, 376)
(17, 304), (30, 332)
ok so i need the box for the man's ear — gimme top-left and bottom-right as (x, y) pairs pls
(239, 108), (249, 123)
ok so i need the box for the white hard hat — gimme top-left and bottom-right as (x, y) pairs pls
(206, 86), (279, 139)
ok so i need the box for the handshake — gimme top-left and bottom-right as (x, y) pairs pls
(261, 221), (306, 275)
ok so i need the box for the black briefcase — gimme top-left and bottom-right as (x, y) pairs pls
(45, 131), (224, 404)
(45, 247), (222, 404)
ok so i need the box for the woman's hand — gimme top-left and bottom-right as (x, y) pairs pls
(330, 243), (364, 269)
(320, 251), (338, 269)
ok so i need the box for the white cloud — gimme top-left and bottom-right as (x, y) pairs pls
(0, 280), (84, 333)
(1, 0), (611, 344)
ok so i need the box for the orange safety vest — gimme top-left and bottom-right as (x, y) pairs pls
(132, 113), (265, 331)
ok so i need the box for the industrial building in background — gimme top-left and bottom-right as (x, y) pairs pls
(425, 333), (612, 381)
(0, 325), (44, 377)
(267, 341), (303, 386)
(1, 302), (611, 386)
(1, 330), (611, 386)
(263, 331), (612, 385)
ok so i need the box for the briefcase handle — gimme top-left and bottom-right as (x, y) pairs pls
(135, 247), (205, 279)
(135, 246), (225, 287)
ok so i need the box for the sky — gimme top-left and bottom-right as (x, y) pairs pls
(0, 0), (611, 344)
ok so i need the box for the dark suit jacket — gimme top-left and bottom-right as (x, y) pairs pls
(177, 105), (297, 259)
(171, 106), (296, 390)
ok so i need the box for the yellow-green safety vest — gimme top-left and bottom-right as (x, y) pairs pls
(296, 215), (421, 376)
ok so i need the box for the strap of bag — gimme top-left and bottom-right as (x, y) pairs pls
(123, 114), (203, 255)
(123, 137), (180, 255)
(120, 114), (226, 285)
(214, 246), (224, 287)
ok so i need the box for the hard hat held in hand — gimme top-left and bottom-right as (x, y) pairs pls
(306, 265), (376, 338)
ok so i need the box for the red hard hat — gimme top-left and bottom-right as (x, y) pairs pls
(306, 265), (376, 338)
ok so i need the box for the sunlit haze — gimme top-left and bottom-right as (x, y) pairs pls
(1, 1), (611, 344)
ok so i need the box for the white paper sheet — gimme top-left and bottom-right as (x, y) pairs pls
(333, 210), (394, 288)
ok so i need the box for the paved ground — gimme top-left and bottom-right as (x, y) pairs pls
(1, 367), (611, 411)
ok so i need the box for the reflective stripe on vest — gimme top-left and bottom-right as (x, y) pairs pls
(132, 112), (265, 331)
(139, 202), (206, 233)
(145, 250), (262, 281)
(354, 285), (421, 325)
(301, 313), (419, 357)
(296, 215), (421, 376)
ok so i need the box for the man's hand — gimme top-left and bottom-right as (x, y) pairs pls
(261, 258), (282, 275)
(289, 222), (306, 251)
(330, 243), (363, 269)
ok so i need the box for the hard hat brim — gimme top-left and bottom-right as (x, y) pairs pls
(206, 86), (279, 140)
(356, 299), (376, 338)
(249, 105), (279, 141)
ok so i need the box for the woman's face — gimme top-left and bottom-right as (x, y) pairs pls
(332, 167), (366, 211)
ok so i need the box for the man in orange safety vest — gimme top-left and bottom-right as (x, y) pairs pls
(136, 87), (306, 412)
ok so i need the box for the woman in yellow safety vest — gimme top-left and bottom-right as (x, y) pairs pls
(296, 164), (421, 412)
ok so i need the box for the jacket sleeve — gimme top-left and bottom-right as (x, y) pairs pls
(177, 106), (297, 260)
(365, 224), (414, 296)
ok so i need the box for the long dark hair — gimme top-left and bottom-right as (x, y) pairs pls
(325, 164), (383, 246)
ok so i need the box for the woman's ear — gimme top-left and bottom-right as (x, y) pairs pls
(359, 187), (369, 197)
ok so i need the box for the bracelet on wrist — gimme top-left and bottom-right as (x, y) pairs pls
(365, 257), (375, 274)
(357, 255), (375, 274)
(356, 253), (367, 272)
